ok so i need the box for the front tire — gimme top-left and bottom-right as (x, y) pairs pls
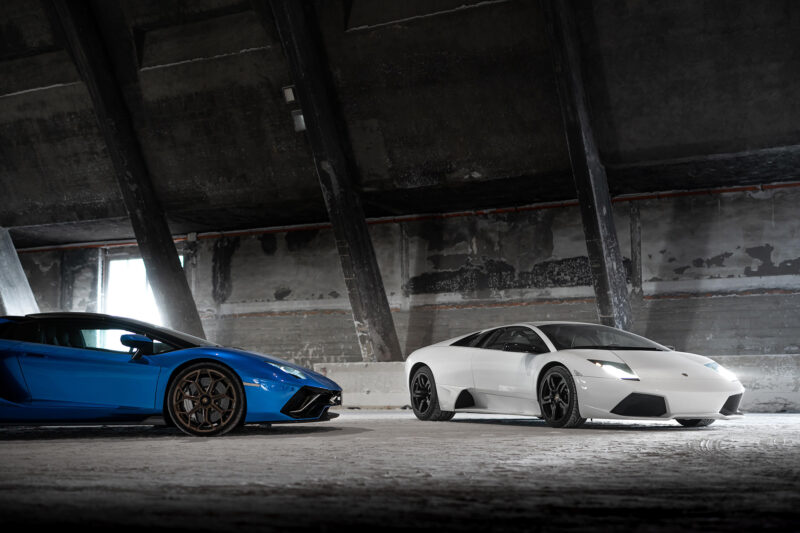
(167, 362), (245, 436)
(410, 366), (454, 421)
(538, 366), (585, 428)
(676, 418), (715, 427)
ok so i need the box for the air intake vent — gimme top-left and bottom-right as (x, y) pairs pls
(719, 393), (743, 416)
(281, 386), (342, 419)
(610, 393), (667, 417)
(454, 390), (475, 409)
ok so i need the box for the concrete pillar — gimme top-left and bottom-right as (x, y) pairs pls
(630, 203), (643, 298)
(0, 229), (39, 316)
(255, 0), (403, 362)
(49, 0), (204, 337)
(542, 0), (632, 329)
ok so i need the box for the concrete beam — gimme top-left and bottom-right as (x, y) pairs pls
(256, 0), (403, 362)
(542, 0), (632, 330)
(0, 229), (39, 316)
(49, 1), (204, 337)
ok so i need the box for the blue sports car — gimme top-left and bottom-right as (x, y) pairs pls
(0, 312), (342, 436)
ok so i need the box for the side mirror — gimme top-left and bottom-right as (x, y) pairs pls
(121, 334), (154, 358)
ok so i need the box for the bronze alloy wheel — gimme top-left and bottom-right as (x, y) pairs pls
(167, 362), (245, 436)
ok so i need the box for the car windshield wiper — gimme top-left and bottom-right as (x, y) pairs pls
(570, 345), (663, 351)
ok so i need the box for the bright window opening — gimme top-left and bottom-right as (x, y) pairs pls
(104, 256), (183, 327)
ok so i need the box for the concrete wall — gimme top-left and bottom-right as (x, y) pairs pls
(14, 186), (800, 370)
(15, 186), (800, 412)
(20, 184), (799, 367)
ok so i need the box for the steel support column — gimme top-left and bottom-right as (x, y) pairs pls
(50, 1), (205, 337)
(542, 0), (632, 329)
(256, 0), (402, 362)
(0, 229), (39, 316)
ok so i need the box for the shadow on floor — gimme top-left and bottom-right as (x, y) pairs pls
(450, 417), (708, 431)
(0, 422), (371, 441)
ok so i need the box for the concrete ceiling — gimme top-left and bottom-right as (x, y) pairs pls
(1, 0), (799, 247)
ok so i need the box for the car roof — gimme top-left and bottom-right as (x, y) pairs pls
(2, 312), (216, 348)
(485, 321), (601, 330)
(21, 312), (152, 327)
(27, 312), (118, 320)
(0, 312), (162, 333)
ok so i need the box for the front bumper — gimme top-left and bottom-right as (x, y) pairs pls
(243, 378), (342, 423)
(576, 375), (745, 420)
(281, 386), (342, 419)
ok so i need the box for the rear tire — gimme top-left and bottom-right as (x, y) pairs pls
(538, 366), (585, 428)
(410, 366), (455, 421)
(167, 362), (245, 437)
(676, 418), (715, 427)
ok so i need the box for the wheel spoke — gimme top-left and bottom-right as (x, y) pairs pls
(412, 374), (432, 413)
(171, 367), (241, 434)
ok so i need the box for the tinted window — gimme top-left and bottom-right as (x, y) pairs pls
(0, 321), (39, 343)
(475, 328), (505, 349)
(451, 332), (484, 347)
(481, 327), (549, 353)
(538, 324), (665, 351)
(499, 327), (550, 353)
(39, 321), (176, 354)
(79, 328), (171, 354)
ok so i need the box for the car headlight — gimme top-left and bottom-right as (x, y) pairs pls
(588, 359), (640, 381)
(705, 362), (738, 382)
(265, 361), (307, 380)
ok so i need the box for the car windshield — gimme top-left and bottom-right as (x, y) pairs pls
(537, 324), (665, 351)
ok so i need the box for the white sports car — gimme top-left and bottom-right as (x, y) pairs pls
(405, 322), (744, 428)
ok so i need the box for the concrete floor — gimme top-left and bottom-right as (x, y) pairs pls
(0, 412), (798, 532)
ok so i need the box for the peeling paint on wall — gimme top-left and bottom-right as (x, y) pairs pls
(212, 236), (240, 304)
(406, 256), (632, 294)
(745, 244), (800, 276)
(60, 249), (99, 312)
(274, 287), (292, 300)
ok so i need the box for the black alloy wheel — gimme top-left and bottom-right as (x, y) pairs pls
(167, 362), (245, 436)
(538, 365), (586, 428)
(676, 418), (715, 427)
(410, 366), (454, 421)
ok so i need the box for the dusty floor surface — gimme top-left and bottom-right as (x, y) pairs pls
(0, 411), (798, 532)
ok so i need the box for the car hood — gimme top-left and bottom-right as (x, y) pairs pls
(217, 347), (341, 390)
(609, 349), (725, 381)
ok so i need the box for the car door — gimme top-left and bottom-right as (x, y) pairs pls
(17, 319), (162, 410)
(471, 326), (549, 406)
